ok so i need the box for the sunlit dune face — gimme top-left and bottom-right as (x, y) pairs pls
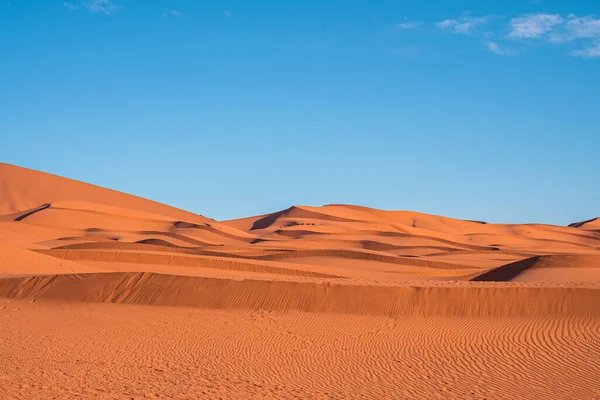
(1, 163), (600, 399)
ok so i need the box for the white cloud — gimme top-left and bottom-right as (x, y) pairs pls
(84, 0), (120, 14)
(570, 41), (600, 58)
(64, 2), (79, 11)
(64, 0), (120, 14)
(395, 21), (423, 30)
(508, 13), (563, 39)
(547, 33), (571, 43)
(483, 40), (516, 55)
(390, 12), (599, 59)
(437, 19), (456, 29)
(566, 16), (600, 38)
(546, 15), (600, 43)
(436, 16), (491, 34)
(163, 10), (182, 17)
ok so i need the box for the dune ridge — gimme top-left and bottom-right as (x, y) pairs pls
(1, 162), (600, 399)
(2, 271), (599, 317)
(0, 163), (210, 223)
(2, 161), (600, 303)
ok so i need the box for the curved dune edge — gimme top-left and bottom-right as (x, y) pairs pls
(33, 249), (341, 279)
(47, 244), (472, 270)
(1, 272), (599, 317)
(471, 257), (541, 281)
(0, 163), (213, 224)
(569, 217), (600, 229)
(2, 163), (600, 287)
(51, 241), (302, 261)
(472, 255), (600, 282)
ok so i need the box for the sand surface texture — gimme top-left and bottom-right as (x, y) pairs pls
(1, 163), (599, 399)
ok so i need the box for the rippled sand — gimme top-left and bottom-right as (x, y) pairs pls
(1, 162), (599, 399)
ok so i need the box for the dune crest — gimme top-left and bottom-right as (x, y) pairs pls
(0, 163), (209, 223)
(2, 162), (599, 297)
(1, 163), (600, 399)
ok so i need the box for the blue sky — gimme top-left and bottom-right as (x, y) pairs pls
(1, 0), (599, 224)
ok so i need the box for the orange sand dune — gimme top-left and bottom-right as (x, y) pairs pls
(1, 272), (599, 316)
(1, 163), (600, 399)
(0, 163), (209, 222)
(472, 254), (600, 282)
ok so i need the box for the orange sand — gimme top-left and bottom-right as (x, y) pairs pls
(1, 162), (599, 399)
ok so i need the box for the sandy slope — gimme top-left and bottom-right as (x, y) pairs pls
(1, 163), (599, 399)
(2, 300), (599, 400)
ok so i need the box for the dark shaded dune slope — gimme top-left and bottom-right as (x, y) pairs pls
(1, 272), (599, 317)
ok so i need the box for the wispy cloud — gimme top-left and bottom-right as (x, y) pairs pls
(64, 2), (79, 11)
(483, 40), (516, 55)
(395, 18), (423, 31)
(64, 0), (121, 14)
(162, 10), (182, 17)
(396, 22), (423, 30)
(570, 41), (600, 58)
(85, 0), (120, 14)
(508, 13), (563, 39)
(436, 16), (491, 34)
(549, 15), (600, 43)
(394, 11), (598, 59)
(566, 15), (600, 39)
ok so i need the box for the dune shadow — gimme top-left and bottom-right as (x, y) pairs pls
(14, 203), (51, 222)
(472, 257), (540, 282)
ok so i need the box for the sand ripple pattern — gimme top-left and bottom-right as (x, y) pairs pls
(1, 300), (599, 399)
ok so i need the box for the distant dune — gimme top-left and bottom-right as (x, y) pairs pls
(1, 162), (599, 399)
(0, 163), (210, 223)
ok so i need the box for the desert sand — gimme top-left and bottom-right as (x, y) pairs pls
(0, 162), (599, 399)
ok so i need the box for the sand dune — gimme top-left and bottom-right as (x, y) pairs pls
(473, 255), (600, 282)
(3, 301), (599, 400)
(0, 163), (209, 223)
(1, 272), (599, 317)
(1, 163), (600, 399)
